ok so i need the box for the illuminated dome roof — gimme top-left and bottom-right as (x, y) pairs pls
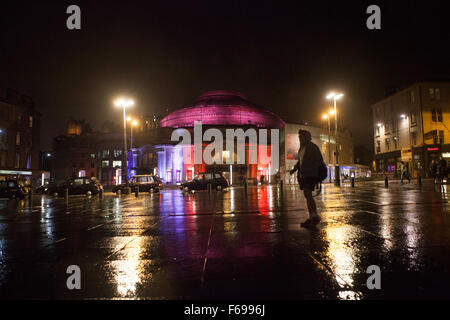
(160, 91), (285, 128)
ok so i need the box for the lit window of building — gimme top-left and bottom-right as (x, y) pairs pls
(102, 160), (109, 167)
(112, 160), (122, 167)
(16, 132), (20, 145)
(29, 116), (33, 128)
(102, 150), (110, 158)
(15, 153), (20, 168)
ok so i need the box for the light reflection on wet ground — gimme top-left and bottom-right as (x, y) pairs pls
(1, 180), (450, 299)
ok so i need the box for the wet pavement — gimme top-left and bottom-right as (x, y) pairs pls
(1, 180), (450, 299)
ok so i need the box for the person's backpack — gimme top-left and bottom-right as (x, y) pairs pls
(318, 162), (328, 182)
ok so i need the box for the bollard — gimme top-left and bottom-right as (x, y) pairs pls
(385, 176), (389, 188)
(135, 186), (139, 197)
(418, 175), (422, 186)
(280, 180), (284, 189)
(351, 177), (355, 188)
(207, 183), (212, 199)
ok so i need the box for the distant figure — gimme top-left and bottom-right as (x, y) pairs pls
(290, 129), (324, 228)
(438, 157), (447, 182)
(431, 160), (438, 183)
(400, 161), (411, 183)
(260, 174), (265, 185)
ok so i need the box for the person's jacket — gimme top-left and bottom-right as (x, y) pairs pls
(291, 141), (324, 179)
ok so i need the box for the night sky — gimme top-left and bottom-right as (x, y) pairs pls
(1, 0), (449, 149)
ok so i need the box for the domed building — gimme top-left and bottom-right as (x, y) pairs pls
(155, 91), (284, 184)
(160, 90), (285, 129)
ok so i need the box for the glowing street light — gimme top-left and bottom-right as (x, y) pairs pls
(114, 97), (134, 188)
(326, 91), (344, 186)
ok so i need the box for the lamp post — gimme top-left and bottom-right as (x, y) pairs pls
(129, 119), (138, 173)
(322, 114), (332, 183)
(326, 92), (344, 186)
(114, 98), (134, 188)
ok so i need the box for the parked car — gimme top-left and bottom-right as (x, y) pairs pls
(42, 180), (67, 196)
(47, 177), (103, 196)
(112, 175), (163, 194)
(0, 180), (29, 199)
(180, 172), (229, 191)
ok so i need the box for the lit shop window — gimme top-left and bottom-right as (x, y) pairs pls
(113, 160), (122, 168)
(29, 116), (33, 128)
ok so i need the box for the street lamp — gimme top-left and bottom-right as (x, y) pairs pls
(127, 118), (139, 173)
(322, 114), (332, 182)
(114, 98), (134, 188)
(326, 92), (344, 186)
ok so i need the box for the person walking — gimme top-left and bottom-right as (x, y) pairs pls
(431, 160), (438, 183)
(438, 157), (447, 183)
(400, 161), (411, 183)
(290, 129), (324, 228)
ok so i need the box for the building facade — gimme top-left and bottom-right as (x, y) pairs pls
(157, 91), (285, 185)
(0, 88), (41, 184)
(372, 81), (450, 178)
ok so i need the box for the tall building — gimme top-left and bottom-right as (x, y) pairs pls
(0, 88), (41, 184)
(371, 81), (450, 177)
(52, 119), (97, 181)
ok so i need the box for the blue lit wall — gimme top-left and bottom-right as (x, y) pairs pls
(156, 145), (184, 184)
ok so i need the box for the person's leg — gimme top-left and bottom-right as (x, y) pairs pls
(303, 188), (318, 218)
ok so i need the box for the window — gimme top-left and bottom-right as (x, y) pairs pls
(102, 150), (110, 158)
(411, 112), (416, 125)
(376, 141), (381, 153)
(385, 138), (390, 151)
(410, 91), (415, 104)
(16, 132), (20, 145)
(411, 132), (417, 146)
(433, 132), (438, 145)
(0, 151), (6, 167)
(26, 155), (31, 169)
(15, 153), (20, 168)
(429, 88), (435, 99)
(102, 160), (109, 167)
(90, 153), (95, 159)
(439, 130), (444, 144)
(432, 109), (442, 122)
(29, 116), (33, 128)
(0, 129), (6, 144)
(112, 160), (122, 167)
(91, 161), (95, 168)
(436, 88), (440, 100)
(376, 126), (380, 137)
(114, 150), (122, 157)
(385, 122), (390, 134)
(73, 178), (83, 185)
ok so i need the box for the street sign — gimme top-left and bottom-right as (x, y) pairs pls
(401, 148), (412, 161)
